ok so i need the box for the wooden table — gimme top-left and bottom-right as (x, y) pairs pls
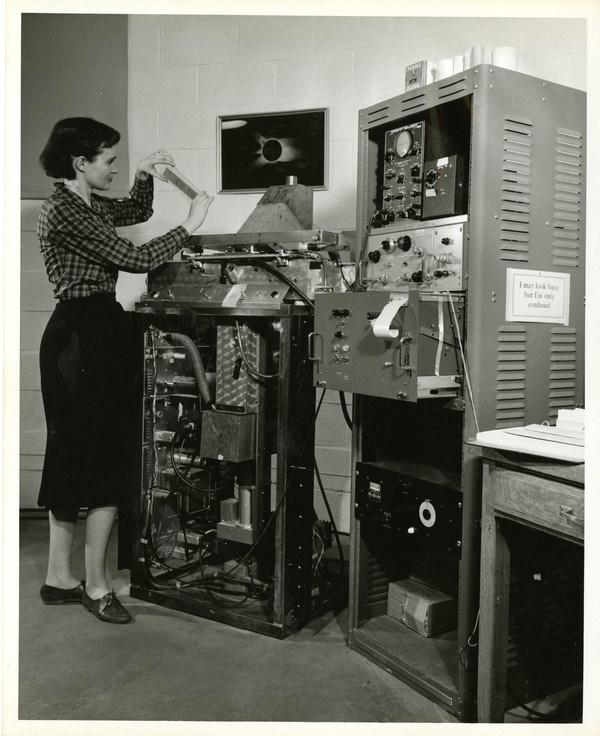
(475, 446), (584, 722)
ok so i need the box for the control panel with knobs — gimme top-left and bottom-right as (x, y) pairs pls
(362, 218), (466, 291)
(377, 121), (425, 224)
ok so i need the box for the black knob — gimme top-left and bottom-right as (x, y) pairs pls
(441, 237), (451, 245)
(397, 174), (405, 184)
(434, 270), (449, 278)
(383, 195), (392, 201)
(411, 189), (421, 197)
(394, 193), (404, 200)
(411, 270), (423, 283)
(368, 250), (381, 263)
(425, 169), (438, 186)
(381, 240), (391, 251)
(398, 235), (411, 251)
(385, 151), (395, 163)
(411, 165), (420, 177)
(407, 208), (417, 218)
(397, 210), (407, 219)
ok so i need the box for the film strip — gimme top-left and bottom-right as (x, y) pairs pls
(163, 166), (200, 199)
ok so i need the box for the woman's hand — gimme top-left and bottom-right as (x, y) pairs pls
(136, 150), (175, 181)
(182, 192), (214, 234)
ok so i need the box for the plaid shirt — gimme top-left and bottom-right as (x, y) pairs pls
(38, 176), (189, 300)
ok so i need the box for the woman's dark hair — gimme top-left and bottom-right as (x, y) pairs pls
(39, 117), (121, 179)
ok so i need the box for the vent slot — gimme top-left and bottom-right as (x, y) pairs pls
(363, 105), (392, 128)
(548, 328), (578, 417)
(437, 77), (468, 100)
(500, 117), (533, 262)
(400, 91), (427, 113)
(496, 327), (527, 426)
(553, 126), (583, 270)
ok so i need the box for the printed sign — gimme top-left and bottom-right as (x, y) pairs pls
(506, 268), (570, 325)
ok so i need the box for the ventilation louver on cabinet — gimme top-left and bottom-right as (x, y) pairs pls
(436, 76), (468, 101)
(500, 117), (533, 263)
(548, 327), (578, 418)
(553, 128), (584, 269)
(364, 105), (392, 127)
(495, 326), (527, 426)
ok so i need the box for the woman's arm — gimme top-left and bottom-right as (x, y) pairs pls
(45, 190), (213, 273)
(92, 151), (177, 227)
(92, 175), (155, 227)
(47, 201), (187, 273)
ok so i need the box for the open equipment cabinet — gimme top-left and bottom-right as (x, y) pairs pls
(312, 65), (585, 719)
(129, 263), (319, 638)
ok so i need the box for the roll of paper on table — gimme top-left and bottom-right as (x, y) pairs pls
(159, 165), (201, 199)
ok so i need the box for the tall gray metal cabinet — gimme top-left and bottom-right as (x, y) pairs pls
(312, 65), (585, 719)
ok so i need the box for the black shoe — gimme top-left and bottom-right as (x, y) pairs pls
(40, 581), (85, 605)
(82, 590), (133, 624)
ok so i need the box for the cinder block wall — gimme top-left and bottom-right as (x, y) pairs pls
(21, 14), (586, 528)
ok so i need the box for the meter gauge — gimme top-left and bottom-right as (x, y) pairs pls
(394, 129), (414, 158)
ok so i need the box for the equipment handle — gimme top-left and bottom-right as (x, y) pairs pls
(307, 331), (324, 368)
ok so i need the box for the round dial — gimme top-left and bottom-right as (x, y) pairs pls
(394, 130), (413, 158)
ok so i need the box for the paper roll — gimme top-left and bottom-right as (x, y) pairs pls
(453, 55), (464, 74)
(419, 500), (436, 528)
(470, 45), (484, 66)
(436, 58), (454, 80)
(493, 46), (517, 70)
(371, 296), (408, 338)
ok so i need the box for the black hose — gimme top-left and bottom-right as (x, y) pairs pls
(255, 261), (314, 310)
(165, 331), (212, 405)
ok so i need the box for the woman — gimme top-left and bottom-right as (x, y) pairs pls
(36, 117), (213, 624)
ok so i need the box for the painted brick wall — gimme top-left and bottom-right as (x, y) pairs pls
(20, 14), (586, 522)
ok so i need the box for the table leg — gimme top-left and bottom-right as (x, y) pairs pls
(478, 463), (511, 722)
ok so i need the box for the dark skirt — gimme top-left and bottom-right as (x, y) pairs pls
(38, 293), (144, 512)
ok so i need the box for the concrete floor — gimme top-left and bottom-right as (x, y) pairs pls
(19, 518), (457, 724)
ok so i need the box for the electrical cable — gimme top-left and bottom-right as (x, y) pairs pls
(169, 432), (225, 495)
(505, 681), (574, 721)
(233, 320), (279, 379)
(315, 387), (326, 419)
(458, 608), (480, 670)
(313, 456), (345, 583)
(338, 391), (352, 430)
(446, 291), (480, 434)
